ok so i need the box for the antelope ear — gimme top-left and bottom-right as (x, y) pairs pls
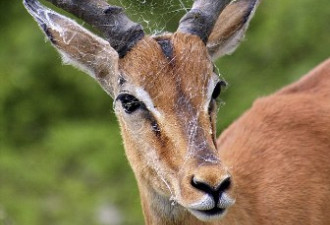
(207, 0), (261, 60)
(23, 0), (119, 97)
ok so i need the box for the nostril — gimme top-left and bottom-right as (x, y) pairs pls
(191, 176), (214, 194)
(218, 176), (231, 192)
(191, 176), (232, 195)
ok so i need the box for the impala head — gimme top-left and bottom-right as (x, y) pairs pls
(24, 0), (260, 222)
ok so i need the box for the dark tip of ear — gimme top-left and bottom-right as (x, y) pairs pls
(23, 0), (57, 44)
(23, 0), (47, 21)
(23, 0), (33, 5)
(243, 0), (258, 24)
(23, 0), (39, 12)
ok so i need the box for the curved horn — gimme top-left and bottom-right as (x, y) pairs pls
(45, 0), (144, 58)
(178, 0), (231, 43)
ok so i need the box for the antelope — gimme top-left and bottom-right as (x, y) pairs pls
(23, 0), (330, 224)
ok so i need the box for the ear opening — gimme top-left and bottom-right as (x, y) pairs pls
(207, 0), (261, 60)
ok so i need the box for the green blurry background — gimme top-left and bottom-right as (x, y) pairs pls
(0, 0), (329, 224)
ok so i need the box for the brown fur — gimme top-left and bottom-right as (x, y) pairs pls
(217, 59), (330, 225)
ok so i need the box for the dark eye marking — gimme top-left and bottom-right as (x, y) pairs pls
(212, 80), (227, 100)
(116, 94), (161, 136)
(116, 94), (145, 114)
(151, 120), (161, 137)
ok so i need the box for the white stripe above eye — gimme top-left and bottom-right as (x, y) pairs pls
(135, 87), (162, 119)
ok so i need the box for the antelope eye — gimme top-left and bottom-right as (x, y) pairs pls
(116, 94), (144, 114)
(212, 80), (226, 99)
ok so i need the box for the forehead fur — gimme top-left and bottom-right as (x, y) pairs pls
(119, 32), (213, 111)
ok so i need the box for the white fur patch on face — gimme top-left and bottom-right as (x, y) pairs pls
(188, 194), (215, 210)
(217, 192), (235, 208)
(135, 87), (163, 119)
(203, 75), (220, 112)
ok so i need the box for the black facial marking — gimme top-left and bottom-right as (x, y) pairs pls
(118, 76), (126, 86)
(243, 0), (258, 24)
(140, 110), (161, 137)
(116, 93), (162, 137)
(156, 39), (174, 62)
(151, 120), (161, 137)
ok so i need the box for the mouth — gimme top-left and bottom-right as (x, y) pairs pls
(188, 207), (227, 221)
(185, 191), (235, 221)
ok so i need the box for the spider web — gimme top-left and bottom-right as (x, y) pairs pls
(114, 0), (193, 35)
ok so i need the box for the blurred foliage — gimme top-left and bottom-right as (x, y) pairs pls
(0, 0), (329, 225)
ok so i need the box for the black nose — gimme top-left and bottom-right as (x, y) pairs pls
(191, 176), (232, 200)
